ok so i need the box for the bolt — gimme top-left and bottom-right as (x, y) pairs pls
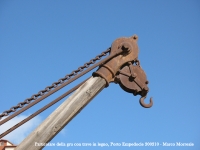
(145, 80), (149, 84)
(132, 73), (137, 78)
(121, 43), (130, 53)
(122, 45), (129, 51)
(129, 72), (137, 81)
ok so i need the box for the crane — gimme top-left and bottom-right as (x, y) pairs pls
(0, 35), (153, 150)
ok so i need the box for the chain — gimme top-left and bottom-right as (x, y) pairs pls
(0, 77), (89, 139)
(0, 48), (111, 120)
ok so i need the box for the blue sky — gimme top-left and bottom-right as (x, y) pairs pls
(0, 0), (200, 150)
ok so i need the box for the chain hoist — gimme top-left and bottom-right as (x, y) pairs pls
(0, 35), (153, 139)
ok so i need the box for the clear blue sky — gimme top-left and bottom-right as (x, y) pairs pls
(0, 0), (200, 150)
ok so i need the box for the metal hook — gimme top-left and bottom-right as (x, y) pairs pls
(139, 96), (153, 108)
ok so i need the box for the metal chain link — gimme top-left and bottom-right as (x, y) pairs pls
(0, 48), (111, 120)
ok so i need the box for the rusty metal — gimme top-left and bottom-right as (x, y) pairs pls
(93, 35), (139, 86)
(0, 77), (89, 139)
(93, 35), (153, 108)
(0, 48), (112, 122)
(116, 61), (153, 108)
(140, 96), (153, 108)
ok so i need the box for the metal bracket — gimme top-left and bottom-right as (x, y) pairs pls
(93, 35), (153, 108)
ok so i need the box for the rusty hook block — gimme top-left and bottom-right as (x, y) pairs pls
(93, 35), (153, 108)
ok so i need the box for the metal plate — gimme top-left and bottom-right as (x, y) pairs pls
(118, 64), (148, 96)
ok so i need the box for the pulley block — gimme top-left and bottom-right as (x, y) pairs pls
(116, 61), (153, 108)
